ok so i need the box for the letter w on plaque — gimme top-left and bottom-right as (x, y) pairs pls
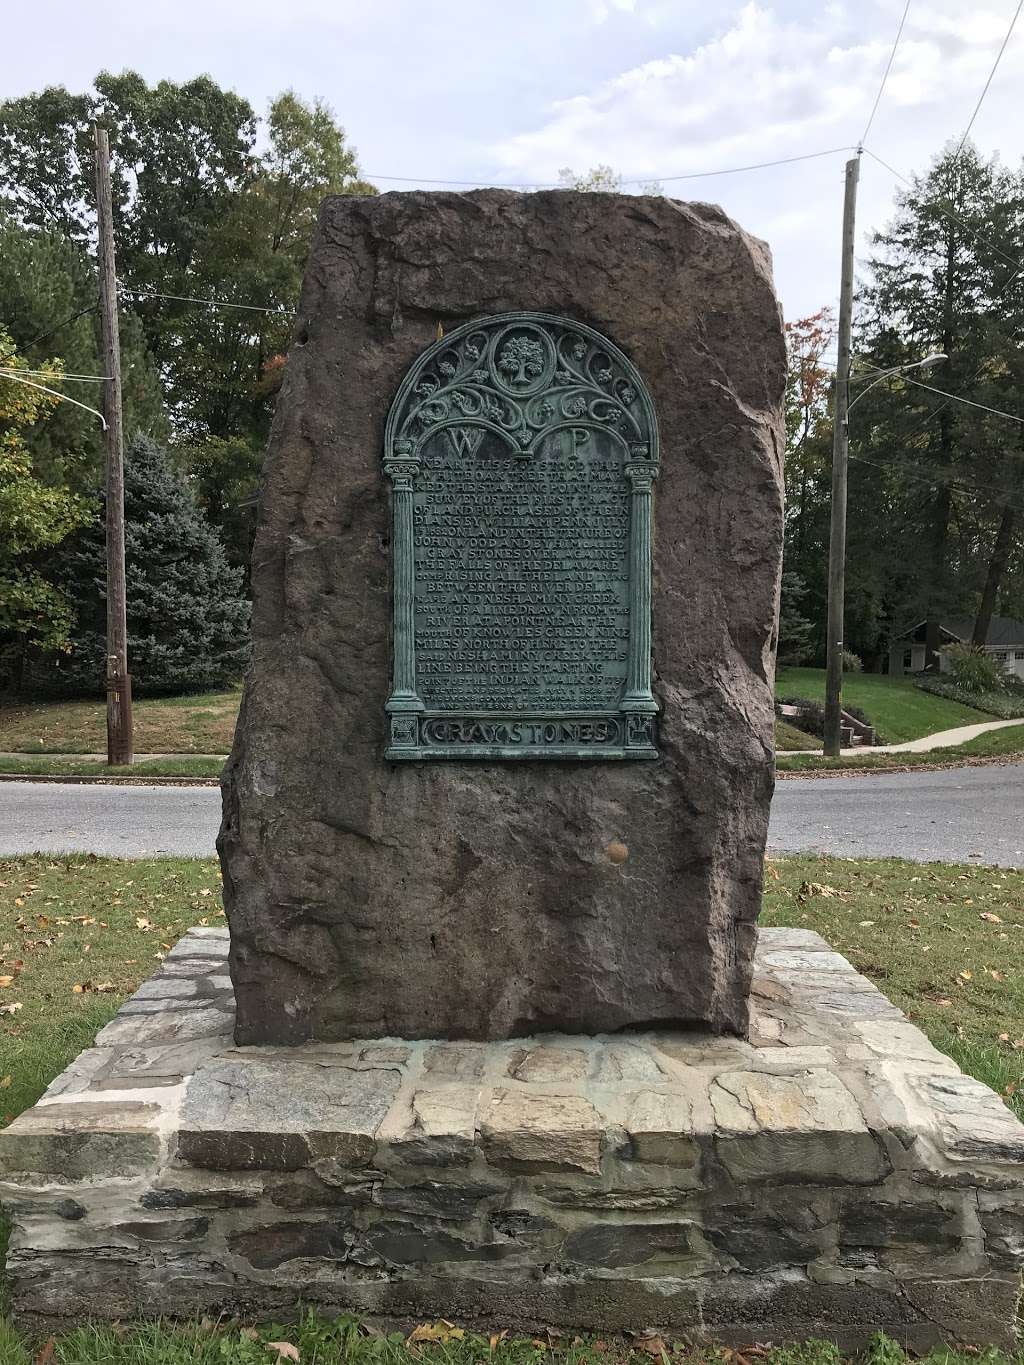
(383, 313), (659, 760)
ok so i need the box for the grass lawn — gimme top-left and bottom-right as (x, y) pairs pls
(776, 667), (990, 744)
(776, 722), (1024, 773)
(775, 717), (818, 751)
(0, 689), (240, 755)
(1, 853), (1024, 1359)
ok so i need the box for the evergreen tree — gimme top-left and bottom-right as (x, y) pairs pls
(47, 434), (250, 694)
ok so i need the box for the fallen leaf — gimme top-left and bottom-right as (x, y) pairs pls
(0, 976), (15, 988)
(980, 912), (1003, 924)
(408, 1322), (465, 1344)
(636, 1332), (670, 1361)
(959, 970), (973, 982)
(0, 1075), (11, 1088)
(266, 1343), (300, 1361)
(136, 917), (155, 932)
(34, 1338), (56, 1365)
(94, 981), (116, 993)
(858, 921), (875, 928)
(0, 1002), (23, 1015)
(988, 970), (1006, 982)
(489, 1331), (509, 1350)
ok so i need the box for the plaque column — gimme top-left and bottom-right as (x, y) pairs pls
(621, 448), (659, 753)
(385, 440), (424, 756)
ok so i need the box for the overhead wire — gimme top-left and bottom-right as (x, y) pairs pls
(363, 145), (858, 190)
(0, 367), (110, 383)
(860, 0), (911, 145)
(953, 0), (1024, 159)
(119, 285), (297, 316)
(0, 368), (107, 429)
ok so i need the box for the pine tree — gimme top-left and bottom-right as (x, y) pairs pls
(47, 434), (250, 694)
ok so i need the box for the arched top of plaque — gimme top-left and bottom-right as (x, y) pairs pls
(385, 312), (659, 465)
(383, 312), (660, 762)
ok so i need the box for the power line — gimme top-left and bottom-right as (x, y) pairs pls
(119, 285), (297, 316)
(848, 449), (1024, 510)
(0, 368), (107, 429)
(879, 371), (1024, 425)
(861, 147), (1024, 274)
(0, 367), (109, 383)
(954, 0), (1024, 158)
(365, 145), (857, 190)
(24, 302), (99, 349)
(861, 0), (911, 145)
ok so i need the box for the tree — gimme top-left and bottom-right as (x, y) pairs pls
(49, 434), (250, 694)
(857, 142), (1024, 663)
(0, 333), (91, 675)
(558, 165), (663, 194)
(0, 76), (376, 574)
(777, 571), (816, 665)
(0, 213), (165, 490)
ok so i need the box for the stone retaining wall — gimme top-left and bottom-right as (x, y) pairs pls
(2, 927), (1022, 1348)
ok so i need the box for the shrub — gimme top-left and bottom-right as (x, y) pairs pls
(915, 675), (1024, 719)
(944, 642), (1006, 695)
(841, 649), (863, 672)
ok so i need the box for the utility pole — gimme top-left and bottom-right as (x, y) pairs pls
(823, 152), (860, 758)
(94, 123), (133, 766)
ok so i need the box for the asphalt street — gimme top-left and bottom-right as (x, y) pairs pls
(0, 762), (1021, 866)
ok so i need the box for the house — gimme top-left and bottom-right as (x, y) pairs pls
(889, 616), (1024, 680)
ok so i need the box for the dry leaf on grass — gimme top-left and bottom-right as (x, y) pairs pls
(266, 1344), (300, 1361)
(980, 912), (1004, 923)
(0, 976), (15, 987)
(635, 1331), (670, 1361)
(34, 1338), (56, 1365)
(408, 1321), (465, 1344)
(0, 1002), (23, 1015)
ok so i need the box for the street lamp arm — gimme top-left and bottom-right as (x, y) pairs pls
(846, 354), (947, 413)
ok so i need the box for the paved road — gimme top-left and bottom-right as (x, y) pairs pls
(769, 762), (1024, 867)
(0, 782), (223, 858)
(0, 763), (1022, 866)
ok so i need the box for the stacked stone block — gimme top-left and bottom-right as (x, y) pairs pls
(2, 927), (1023, 1347)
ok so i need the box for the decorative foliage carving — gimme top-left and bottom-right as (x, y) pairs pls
(390, 314), (655, 458)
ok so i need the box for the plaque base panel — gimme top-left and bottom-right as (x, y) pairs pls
(3, 926), (1022, 1347)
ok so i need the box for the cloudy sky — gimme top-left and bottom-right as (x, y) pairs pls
(6, 0), (1024, 320)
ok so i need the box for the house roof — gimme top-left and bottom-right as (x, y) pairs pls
(943, 616), (1024, 647)
(894, 616), (1024, 646)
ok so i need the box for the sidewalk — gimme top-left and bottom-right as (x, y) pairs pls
(782, 717), (1024, 758)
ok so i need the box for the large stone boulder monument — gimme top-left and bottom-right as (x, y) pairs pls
(5, 192), (1024, 1346)
(219, 189), (787, 1044)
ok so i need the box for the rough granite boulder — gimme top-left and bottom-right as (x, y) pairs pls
(219, 189), (786, 1044)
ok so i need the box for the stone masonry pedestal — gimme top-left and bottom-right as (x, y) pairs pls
(2, 927), (1023, 1348)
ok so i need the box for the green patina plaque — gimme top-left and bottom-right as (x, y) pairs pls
(384, 312), (659, 760)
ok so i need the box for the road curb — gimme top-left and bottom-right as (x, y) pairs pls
(0, 773), (220, 787)
(775, 753), (1024, 780)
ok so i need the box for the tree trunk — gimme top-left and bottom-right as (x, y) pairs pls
(973, 502), (1017, 646)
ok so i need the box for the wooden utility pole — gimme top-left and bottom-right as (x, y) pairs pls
(94, 123), (133, 766)
(823, 153), (860, 758)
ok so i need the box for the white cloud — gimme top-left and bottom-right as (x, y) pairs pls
(484, 1), (1024, 314)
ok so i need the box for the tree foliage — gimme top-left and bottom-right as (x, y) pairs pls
(0, 332), (91, 664)
(48, 434), (250, 695)
(783, 145), (1024, 669)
